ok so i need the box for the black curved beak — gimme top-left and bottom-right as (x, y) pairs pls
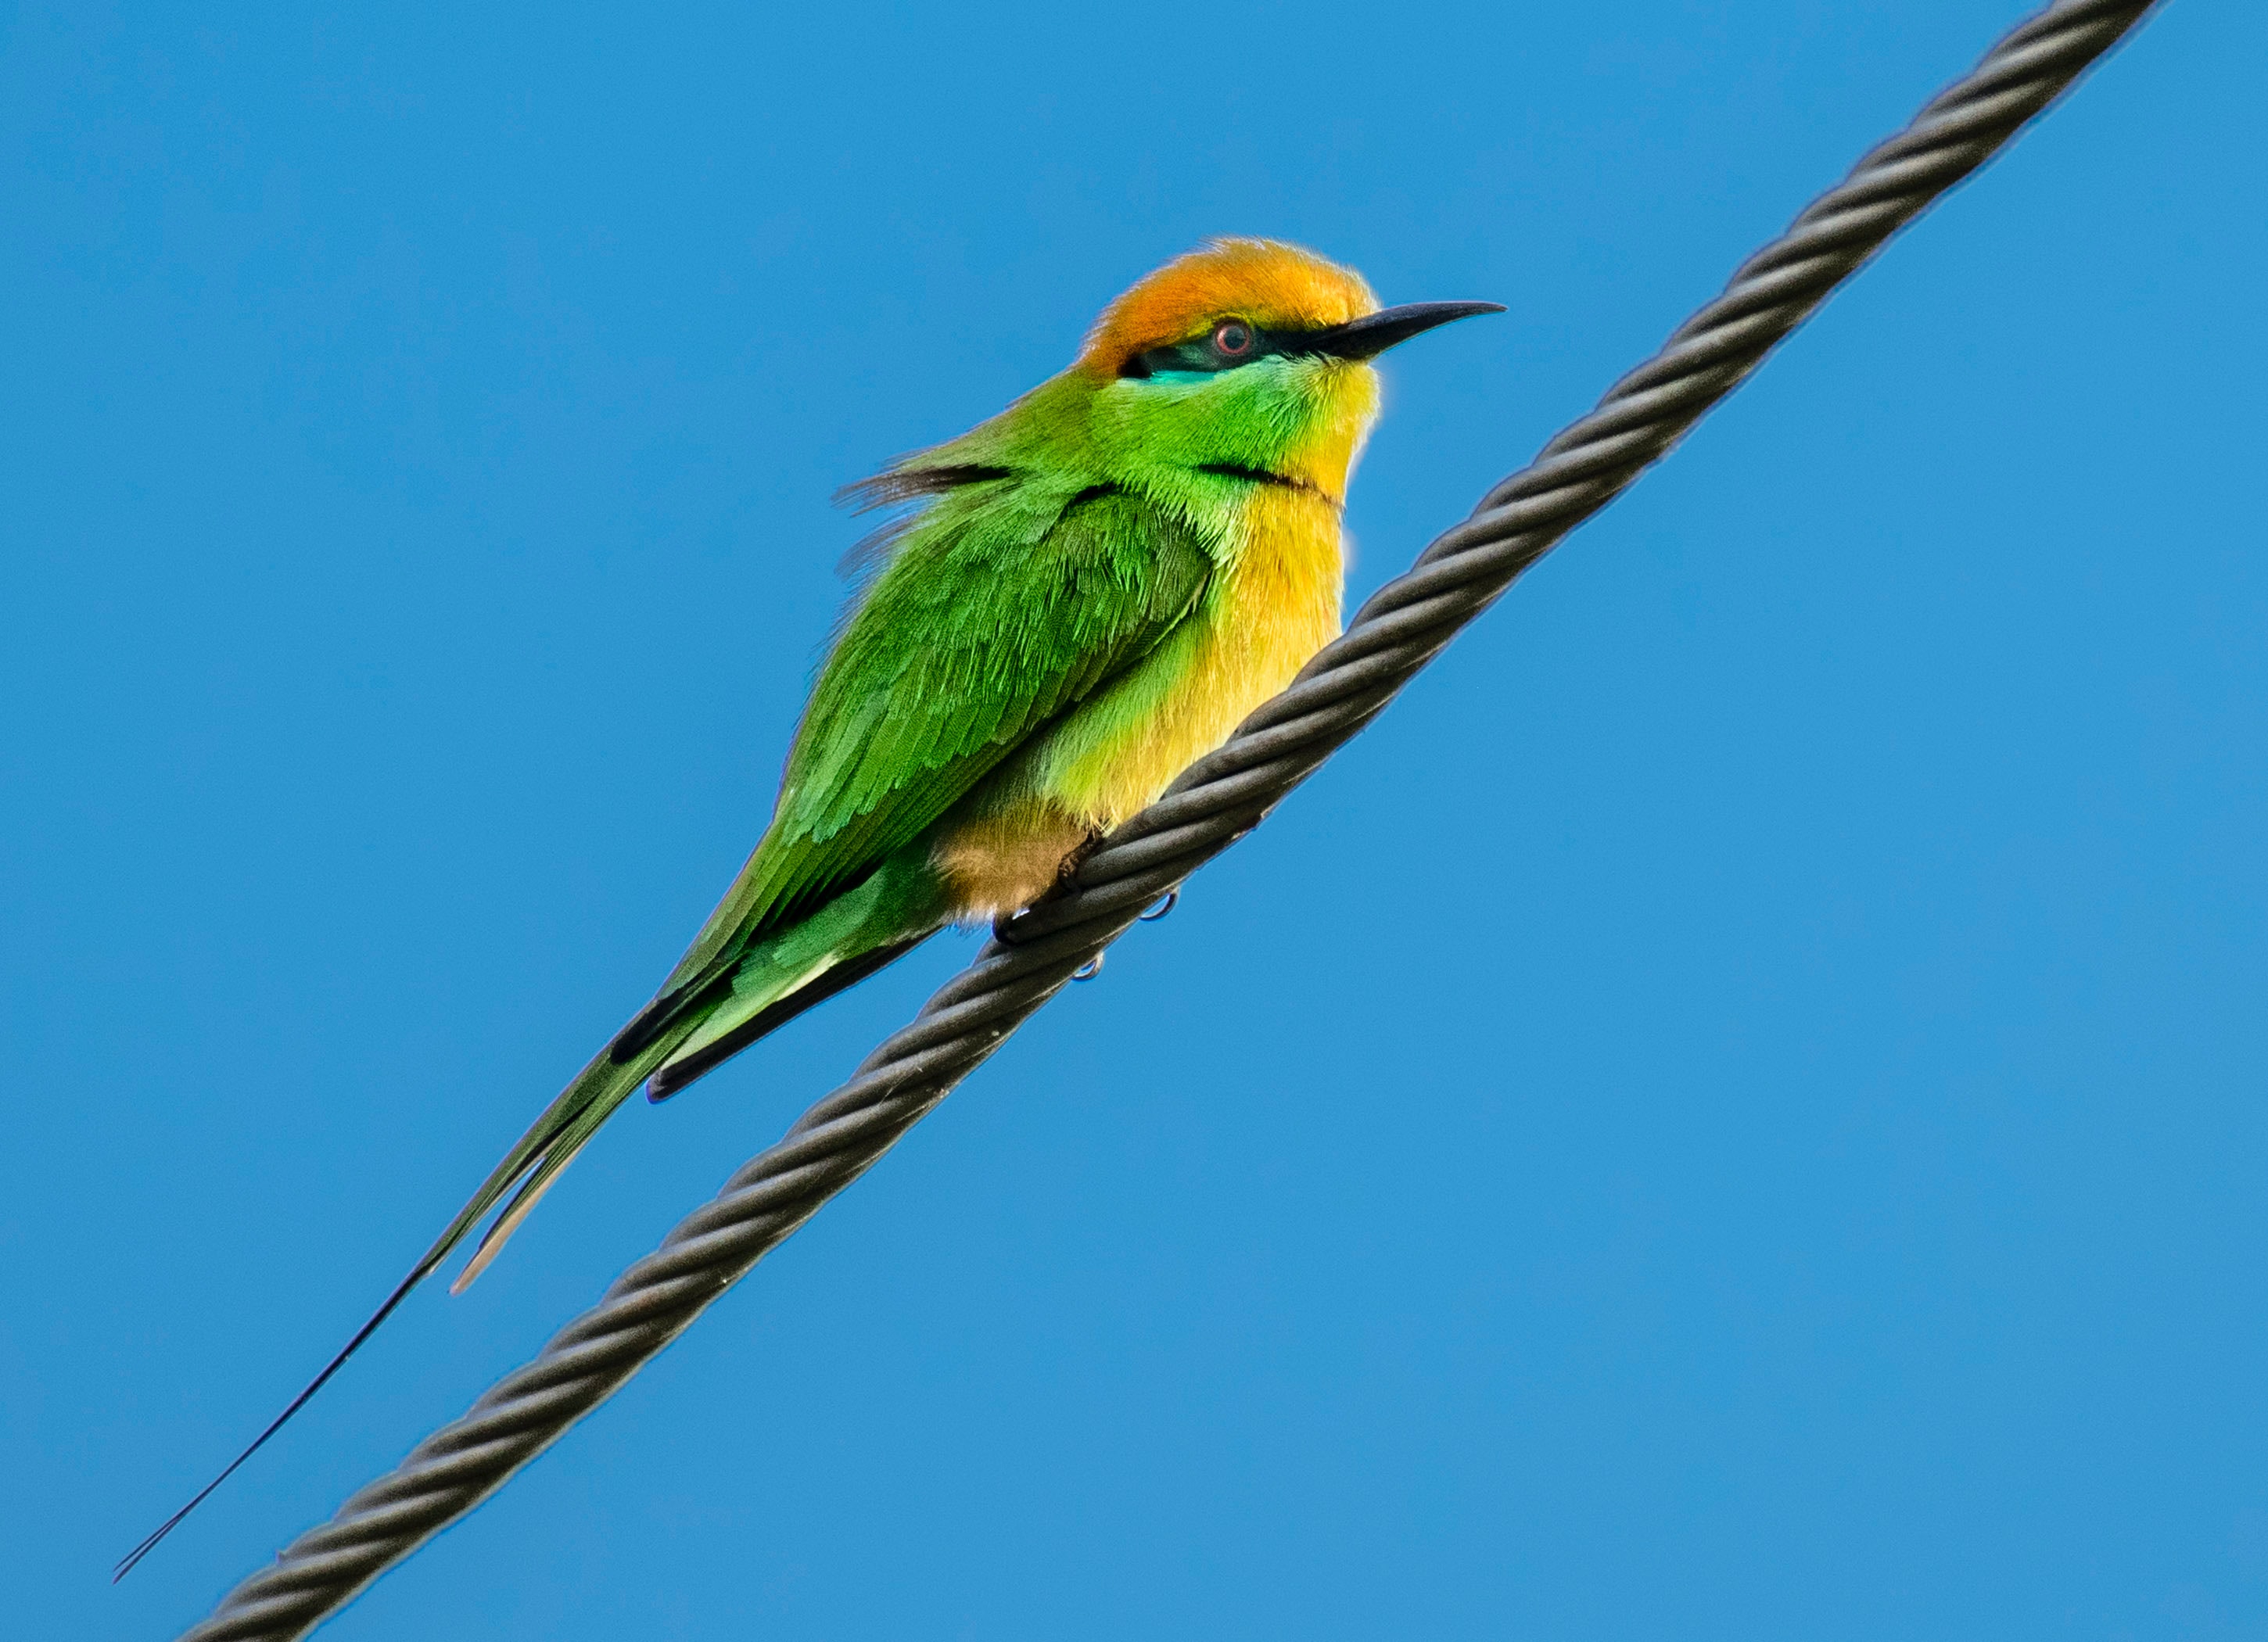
(1302, 300), (1506, 360)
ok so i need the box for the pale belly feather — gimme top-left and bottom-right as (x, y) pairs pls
(932, 482), (1345, 918)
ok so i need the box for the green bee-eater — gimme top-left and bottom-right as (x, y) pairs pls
(129, 238), (1498, 1567)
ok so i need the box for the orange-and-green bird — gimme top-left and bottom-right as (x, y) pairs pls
(126, 238), (1498, 1571)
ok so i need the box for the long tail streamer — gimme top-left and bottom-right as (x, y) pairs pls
(169, 4), (2165, 1635)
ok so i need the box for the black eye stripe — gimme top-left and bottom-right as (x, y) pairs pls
(1123, 320), (1313, 379)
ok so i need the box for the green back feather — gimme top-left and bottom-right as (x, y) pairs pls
(644, 479), (1210, 1022)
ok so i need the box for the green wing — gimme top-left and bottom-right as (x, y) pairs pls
(127, 484), (1213, 1522)
(619, 483), (1209, 1050)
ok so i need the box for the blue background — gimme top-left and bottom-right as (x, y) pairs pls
(5, 2), (2262, 1637)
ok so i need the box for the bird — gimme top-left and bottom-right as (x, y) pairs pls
(121, 237), (1500, 1575)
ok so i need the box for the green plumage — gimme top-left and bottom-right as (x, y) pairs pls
(126, 241), (1503, 1574)
(658, 482), (1209, 998)
(436, 480), (1212, 1286)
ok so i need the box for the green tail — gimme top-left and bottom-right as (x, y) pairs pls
(443, 846), (948, 1289)
(118, 851), (951, 1579)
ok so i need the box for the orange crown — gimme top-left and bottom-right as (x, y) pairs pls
(1076, 239), (1379, 378)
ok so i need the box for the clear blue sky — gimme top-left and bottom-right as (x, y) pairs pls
(6, 2), (2263, 1637)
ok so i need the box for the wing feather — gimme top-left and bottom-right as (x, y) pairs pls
(615, 484), (1208, 1055)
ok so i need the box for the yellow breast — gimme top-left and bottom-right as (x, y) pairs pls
(1051, 481), (1346, 827)
(928, 487), (1346, 920)
(933, 360), (1376, 919)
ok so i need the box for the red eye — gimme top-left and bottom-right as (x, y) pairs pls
(1211, 320), (1253, 357)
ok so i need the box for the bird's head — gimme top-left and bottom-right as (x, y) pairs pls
(851, 240), (1499, 523)
(1076, 238), (1502, 502)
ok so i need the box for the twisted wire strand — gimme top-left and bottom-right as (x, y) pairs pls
(178, 3), (2159, 1634)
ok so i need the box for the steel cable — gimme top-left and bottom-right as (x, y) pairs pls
(175, 2), (2162, 1634)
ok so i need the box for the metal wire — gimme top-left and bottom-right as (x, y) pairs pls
(175, 3), (2162, 1634)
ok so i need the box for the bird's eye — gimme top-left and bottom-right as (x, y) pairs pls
(1123, 318), (1265, 378)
